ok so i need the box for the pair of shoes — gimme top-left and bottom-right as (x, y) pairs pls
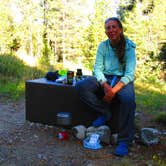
(92, 115), (107, 127)
(114, 142), (129, 157)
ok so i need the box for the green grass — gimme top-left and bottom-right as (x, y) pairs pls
(154, 112), (166, 125)
(0, 53), (166, 115)
(0, 54), (70, 100)
(135, 79), (166, 126)
(135, 80), (166, 114)
(0, 53), (44, 100)
(0, 81), (24, 99)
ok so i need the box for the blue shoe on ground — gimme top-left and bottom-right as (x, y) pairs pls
(114, 142), (129, 157)
(92, 115), (107, 127)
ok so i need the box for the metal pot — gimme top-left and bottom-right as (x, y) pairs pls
(56, 112), (72, 126)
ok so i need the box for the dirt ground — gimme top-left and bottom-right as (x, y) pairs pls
(0, 96), (165, 166)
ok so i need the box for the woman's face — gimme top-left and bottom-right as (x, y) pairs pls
(105, 20), (122, 43)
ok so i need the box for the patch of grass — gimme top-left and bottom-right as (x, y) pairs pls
(0, 81), (24, 100)
(154, 112), (166, 125)
(151, 154), (166, 166)
(135, 80), (166, 114)
(0, 53), (44, 100)
(0, 53), (25, 78)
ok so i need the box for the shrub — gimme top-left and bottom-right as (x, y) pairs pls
(0, 54), (25, 78)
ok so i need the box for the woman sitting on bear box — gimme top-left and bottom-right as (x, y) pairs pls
(75, 17), (136, 157)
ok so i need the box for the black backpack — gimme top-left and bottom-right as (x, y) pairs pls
(45, 71), (59, 81)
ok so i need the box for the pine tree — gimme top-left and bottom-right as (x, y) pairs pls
(118, 0), (166, 82)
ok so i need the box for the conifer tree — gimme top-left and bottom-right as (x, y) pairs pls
(118, 0), (166, 82)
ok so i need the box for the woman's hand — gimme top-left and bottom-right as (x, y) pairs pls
(103, 81), (125, 103)
(103, 82), (111, 93)
(103, 82), (115, 102)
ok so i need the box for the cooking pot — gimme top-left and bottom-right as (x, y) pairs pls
(56, 112), (72, 126)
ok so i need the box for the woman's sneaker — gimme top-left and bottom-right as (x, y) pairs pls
(92, 115), (107, 127)
(114, 141), (129, 157)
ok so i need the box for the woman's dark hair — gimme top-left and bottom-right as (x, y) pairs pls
(105, 17), (126, 64)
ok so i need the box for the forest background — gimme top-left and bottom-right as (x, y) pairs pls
(0, 0), (166, 121)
